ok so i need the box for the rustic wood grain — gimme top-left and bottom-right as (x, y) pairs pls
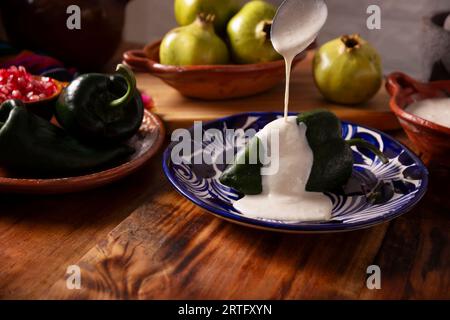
(47, 165), (388, 299)
(0, 153), (165, 299)
(136, 51), (400, 132)
(47, 153), (449, 300)
(45, 135), (449, 300)
(359, 168), (450, 299)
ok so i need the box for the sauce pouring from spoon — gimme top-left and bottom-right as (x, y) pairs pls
(271, 0), (328, 120)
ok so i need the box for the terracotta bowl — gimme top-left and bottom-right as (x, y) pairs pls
(24, 76), (65, 120)
(123, 40), (308, 100)
(386, 72), (450, 166)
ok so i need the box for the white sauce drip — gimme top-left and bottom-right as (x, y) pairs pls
(233, 117), (333, 221)
(270, 0), (327, 119)
(232, 2), (331, 221)
(278, 33), (318, 120)
(405, 98), (450, 129)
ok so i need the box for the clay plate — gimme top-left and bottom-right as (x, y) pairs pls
(123, 40), (310, 100)
(386, 72), (450, 166)
(0, 110), (165, 194)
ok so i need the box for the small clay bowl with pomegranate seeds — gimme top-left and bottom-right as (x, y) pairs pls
(386, 72), (450, 166)
(23, 76), (66, 120)
(123, 40), (312, 100)
(0, 66), (65, 120)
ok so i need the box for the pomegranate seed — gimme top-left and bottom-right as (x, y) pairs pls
(12, 90), (21, 98)
(0, 65), (57, 104)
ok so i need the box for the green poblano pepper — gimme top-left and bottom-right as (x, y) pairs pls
(219, 110), (388, 194)
(56, 64), (144, 144)
(299, 110), (388, 192)
(219, 136), (262, 195)
(0, 100), (134, 176)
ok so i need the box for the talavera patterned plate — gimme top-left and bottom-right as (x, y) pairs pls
(163, 112), (428, 233)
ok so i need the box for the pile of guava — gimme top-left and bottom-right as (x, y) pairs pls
(160, 0), (281, 66)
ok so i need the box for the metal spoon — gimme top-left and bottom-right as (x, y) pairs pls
(271, 0), (328, 57)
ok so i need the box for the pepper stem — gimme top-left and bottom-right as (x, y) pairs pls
(110, 64), (137, 108)
(347, 138), (389, 164)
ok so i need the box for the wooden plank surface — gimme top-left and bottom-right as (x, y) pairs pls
(47, 176), (386, 299)
(137, 51), (400, 132)
(0, 43), (448, 300)
(0, 155), (163, 299)
(360, 167), (450, 299)
(47, 150), (450, 300)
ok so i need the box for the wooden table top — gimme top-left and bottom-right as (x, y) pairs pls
(0, 46), (449, 300)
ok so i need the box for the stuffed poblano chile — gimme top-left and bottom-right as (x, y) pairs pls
(55, 64), (144, 144)
(219, 136), (263, 195)
(219, 110), (389, 194)
(0, 99), (134, 175)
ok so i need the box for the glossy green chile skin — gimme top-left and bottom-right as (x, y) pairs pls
(56, 64), (144, 144)
(0, 99), (133, 175)
(298, 110), (353, 192)
(219, 136), (262, 195)
(300, 110), (388, 193)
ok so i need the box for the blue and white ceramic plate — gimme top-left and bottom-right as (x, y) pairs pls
(163, 112), (428, 233)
